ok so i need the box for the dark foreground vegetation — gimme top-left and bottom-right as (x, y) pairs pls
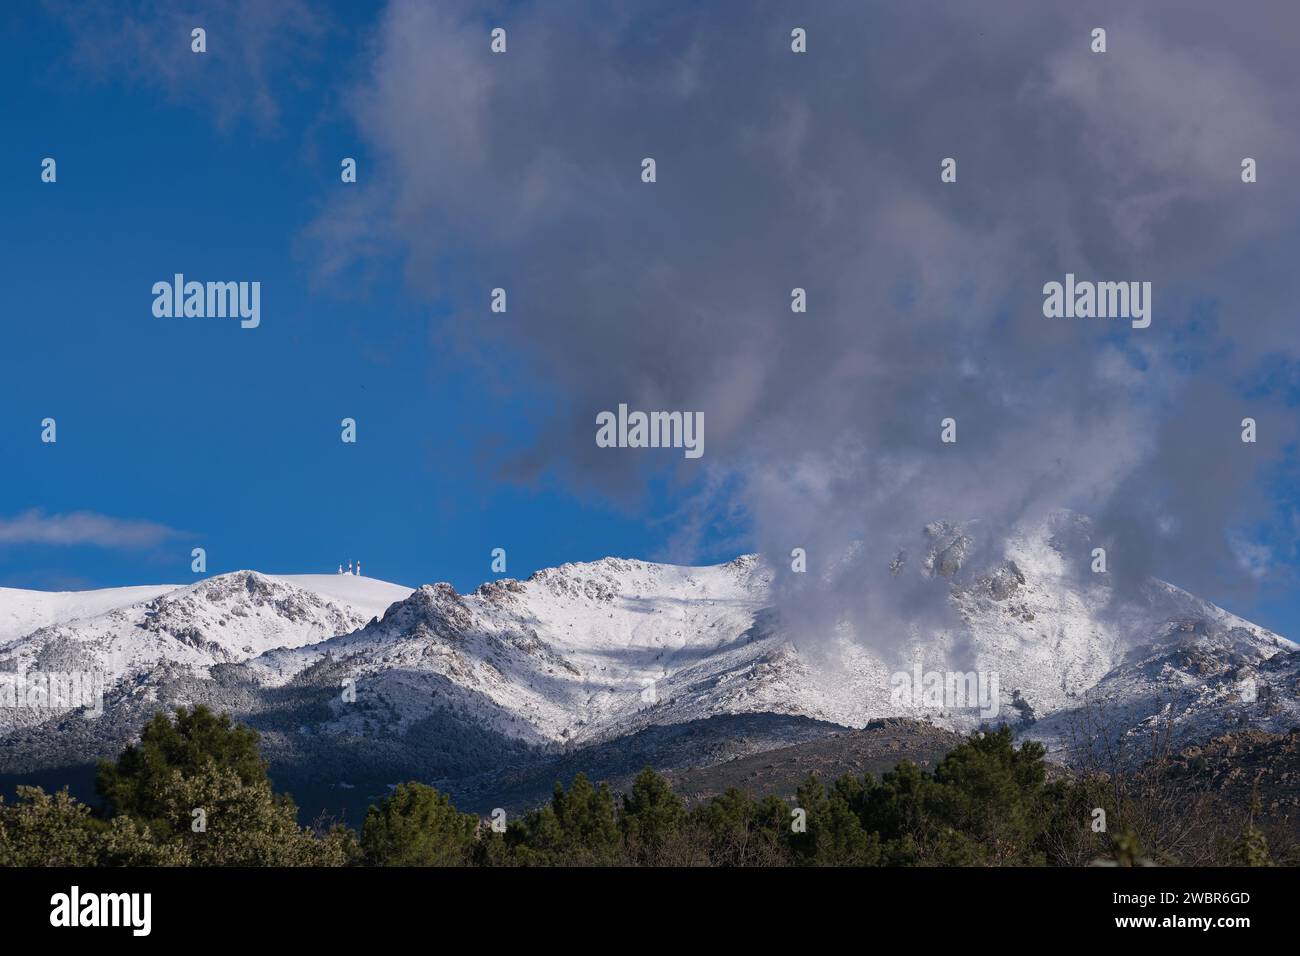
(0, 706), (1290, 867)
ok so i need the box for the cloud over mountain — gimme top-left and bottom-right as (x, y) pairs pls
(308, 0), (1300, 649)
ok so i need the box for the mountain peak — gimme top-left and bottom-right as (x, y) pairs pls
(1, 525), (1292, 784)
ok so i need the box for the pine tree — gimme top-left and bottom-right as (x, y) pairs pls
(619, 767), (686, 863)
(552, 773), (620, 862)
(361, 782), (477, 866)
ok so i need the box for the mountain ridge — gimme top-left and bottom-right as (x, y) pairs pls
(1, 514), (1294, 812)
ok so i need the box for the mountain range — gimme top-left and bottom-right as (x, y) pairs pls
(1, 512), (1294, 818)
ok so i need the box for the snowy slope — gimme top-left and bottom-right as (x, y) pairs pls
(0, 573), (410, 650)
(1026, 617), (1300, 762)
(241, 515), (1292, 757)
(272, 575), (413, 621)
(0, 584), (180, 645)
(0, 513), (1292, 773)
(248, 556), (775, 745)
(0, 572), (371, 734)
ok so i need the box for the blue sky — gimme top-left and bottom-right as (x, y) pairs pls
(0, 3), (707, 595)
(0, 1), (1297, 641)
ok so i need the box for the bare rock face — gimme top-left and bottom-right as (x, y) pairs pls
(923, 522), (973, 578)
(474, 578), (527, 605)
(987, 561), (1026, 600)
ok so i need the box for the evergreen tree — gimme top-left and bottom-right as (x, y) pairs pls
(925, 726), (1047, 864)
(619, 767), (686, 863)
(861, 759), (930, 863)
(361, 782), (477, 866)
(691, 787), (790, 866)
(552, 773), (621, 863)
(791, 773), (881, 866)
(510, 773), (621, 865)
(97, 705), (269, 836)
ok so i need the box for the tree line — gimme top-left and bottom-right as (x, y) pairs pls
(0, 705), (1281, 866)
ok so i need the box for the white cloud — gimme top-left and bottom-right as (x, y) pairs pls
(0, 510), (183, 550)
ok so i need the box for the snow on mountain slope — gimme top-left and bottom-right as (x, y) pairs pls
(248, 556), (775, 745)
(934, 521), (1285, 720)
(1026, 616), (1299, 761)
(1, 514), (1292, 772)
(0, 584), (181, 644)
(0, 572), (371, 734)
(239, 516), (1291, 756)
(272, 575), (414, 621)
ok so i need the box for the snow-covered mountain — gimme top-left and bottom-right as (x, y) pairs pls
(0, 573), (409, 736)
(241, 517), (1292, 756)
(0, 584), (180, 645)
(246, 556), (775, 746)
(1, 515), (1293, 789)
(1026, 617), (1300, 763)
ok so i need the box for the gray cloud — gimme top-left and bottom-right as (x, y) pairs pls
(0, 510), (184, 550)
(311, 0), (1300, 648)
